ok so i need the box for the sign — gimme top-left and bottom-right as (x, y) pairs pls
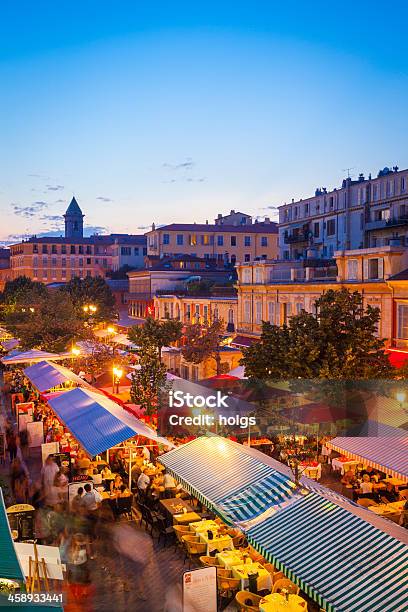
(17, 402), (34, 432)
(6, 504), (35, 542)
(41, 442), (59, 465)
(50, 451), (72, 480)
(11, 394), (24, 415)
(182, 567), (217, 612)
(26, 421), (44, 447)
(18, 413), (33, 433)
(14, 543), (64, 581)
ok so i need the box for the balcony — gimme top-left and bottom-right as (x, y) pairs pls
(365, 219), (388, 231)
(284, 232), (309, 244)
(385, 215), (408, 229)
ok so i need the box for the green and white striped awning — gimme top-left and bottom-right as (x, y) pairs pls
(247, 492), (408, 612)
(0, 489), (24, 582)
(160, 436), (296, 523)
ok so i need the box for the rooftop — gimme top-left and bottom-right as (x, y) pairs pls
(149, 221), (278, 234)
(64, 196), (84, 216)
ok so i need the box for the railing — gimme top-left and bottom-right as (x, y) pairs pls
(284, 233), (309, 244)
(269, 270), (291, 281)
(385, 215), (408, 228)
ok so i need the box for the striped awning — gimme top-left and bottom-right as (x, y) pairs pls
(247, 492), (408, 612)
(0, 489), (24, 582)
(24, 360), (92, 393)
(327, 433), (408, 480)
(160, 436), (296, 523)
(48, 387), (172, 457)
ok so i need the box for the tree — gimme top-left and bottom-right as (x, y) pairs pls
(242, 289), (394, 382)
(181, 319), (226, 375)
(0, 276), (47, 321)
(61, 276), (116, 322)
(128, 317), (182, 363)
(3, 290), (90, 352)
(129, 317), (182, 415)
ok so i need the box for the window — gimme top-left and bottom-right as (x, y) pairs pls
(70, 257), (75, 268)
(255, 300), (262, 324)
(244, 254), (250, 262)
(243, 268), (251, 283)
(231, 254), (236, 265)
(51, 245), (57, 254)
(61, 269), (66, 279)
(255, 268), (262, 283)
(134, 247), (139, 256)
(79, 258), (83, 267)
(185, 304), (191, 321)
(33, 244), (38, 253)
(268, 301), (274, 324)
(42, 245), (48, 254)
(364, 258), (384, 280)
(347, 259), (358, 280)
(194, 304), (200, 322)
(78, 246), (84, 254)
(102, 258), (107, 267)
(86, 258), (91, 265)
(295, 303), (303, 314)
(401, 177), (406, 193)
(163, 234), (170, 245)
(283, 302), (292, 325)
(201, 234), (210, 245)
(217, 235), (223, 246)
(79, 270), (84, 278)
(180, 365), (189, 380)
(121, 247), (131, 255)
(244, 236), (251, 247)
(228, 308), (234, 323)
(62, 258), (66, 267)
(143, 247), (147, 255)
(42, 270), (47, 279)
(176, 234), (184, 245)
(42, 256), (48, 266)
(261, 236), (268, 247)
(86, 246), (92, 255)
(314, 222), (319, 238)
(33, 270), (38, 279)
(326, 219), (336, 236)
(191, 366), (199, 382)
(244, 300), (251, 323)
(230, 236), (236, 247)
(70, 245), (76, 254)
(51, 257), (57, 267)
(203, 305), (208, 323)
(397, 304), (408, 338)
(61, 245), (66, 254)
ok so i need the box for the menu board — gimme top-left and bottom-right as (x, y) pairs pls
(17, 402), (34, 432)
(183, 567), (217, 612)
(26, 421), (44, 447)
(41, 441), (59, 465)
(50, 451), (72, 480)
(6, 504), (35, 542)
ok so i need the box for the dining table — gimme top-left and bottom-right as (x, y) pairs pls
(159, 497), (193, 516)
(216, 549), (245, 569)
(231, 561), (272, 592)
(331, 457), (360, 475)
(198, 529), (233, 554)
(173, 511), (202, 525)
(259, 593), (308, 611)
(299, 461), (321, 480)
(189, 519), (219, 533)
(367, 500), (405, 520)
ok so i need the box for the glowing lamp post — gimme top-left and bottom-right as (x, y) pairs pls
(112, 366), (123, 394)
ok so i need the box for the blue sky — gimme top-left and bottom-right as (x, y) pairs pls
(1, 1), (408, 244)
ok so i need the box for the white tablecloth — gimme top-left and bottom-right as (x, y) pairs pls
(331, 458), (360, 475)
(231, 562), (272, 592)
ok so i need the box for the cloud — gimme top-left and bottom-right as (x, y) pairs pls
(28, 173), (50, 179)
(12, 201), (48, 218)
(137, 225), (150, 230)
(55, 199), (65, 203)
(84, 225), (109, 236)
(162, 157), (194, 172)
(46, 184), (64, 191)
(40, 214), (62, 222)
(96, 196), (112, 203)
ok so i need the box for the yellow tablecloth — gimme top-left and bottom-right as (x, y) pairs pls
(232, 562), (272, 592)
(260, 593), (307, 612)
(198, 531), (233, 554)
(189, 519), (219, 533)
(368, 500), (405, 516)
(216, 550), (244, 569)
(173, 511), (201, 524)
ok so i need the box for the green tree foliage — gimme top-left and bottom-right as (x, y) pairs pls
(61, 276), (116, 321)
(128, 318), (181, 415)
(242, 289), (394, 382)
(4, 290), (90, 352)
(181, 319), (226, 375)
(128, 316), (182, 363)
(0, 276), (47, 316)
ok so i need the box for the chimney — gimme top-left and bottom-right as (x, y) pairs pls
(230, 210), (235, 214)
(264, 217), (270, 224)
(206, 220), (208, 224)
(152, 222), (156, 231)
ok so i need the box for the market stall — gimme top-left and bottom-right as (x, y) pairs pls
(327, 430), (408, 481)
(23, 360), (93, 393)
(1, 349), (67, 366)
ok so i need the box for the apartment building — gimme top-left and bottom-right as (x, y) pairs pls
(127, 254), (236, 319)
(235, 245), (408, 354)
(9, 198), (146, 283)
(145, 211), (278, 264)
(154, 293), (237, 332)
(0, 248), (11, 291)
(278, 166), (408, 260)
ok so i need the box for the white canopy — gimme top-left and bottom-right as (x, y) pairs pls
(1, 349), (65, 365)
(228, 365), (247, 379)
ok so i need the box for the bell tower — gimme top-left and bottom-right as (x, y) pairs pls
(64, 197), (84, 238)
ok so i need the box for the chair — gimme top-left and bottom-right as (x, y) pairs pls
(182, 535), (206, 569)
(398, 488), (408, 500)
(263, 562), (275, 578)
(157, 515), (174, 547)
(217, 568), (231, 578)
(117, 495), (133, 520)
(357, 498), (376, 508)
(217, 575), (241, 608)
(232, 533), (246, 548)
(307, 467), (319, 480)
(273, 578), (300, 594)
(199, 556), (220, 568)
(174, 525), (191, 552)
(235, 591), (263, 612)
(272, 571), (285, 583)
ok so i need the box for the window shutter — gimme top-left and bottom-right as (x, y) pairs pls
(363, 259), (368, 280)
(378, 258), (384, 279)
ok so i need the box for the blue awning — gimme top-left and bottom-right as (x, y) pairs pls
(247, 492), (408, 612)
(48, 387), (172, 457)
(160, 436), (296, 523)
(24, 360), (91, 393)
(0, 489), (24, 582)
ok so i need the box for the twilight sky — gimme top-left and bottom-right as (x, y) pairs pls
(1, 1), (408, 244)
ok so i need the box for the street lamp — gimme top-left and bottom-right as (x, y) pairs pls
(83, 304), (97, 314)
(112, 366), (123, 394)
(71, 346), (81, 357)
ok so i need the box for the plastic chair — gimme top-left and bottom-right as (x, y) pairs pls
(398, 488), (408, 499)
(272, 571), (285, 583)
(273, 578), (300, 594)
(235, 591), (263, 612)
(357, 498), (376, 508)
(232, 533), (246, 548)
(217, 568), (231, 578)
(199, 556), (221, 568)
(217, 575), (241, 608)
(182, 535), (206, 569)
(173, 524), (191, 551)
